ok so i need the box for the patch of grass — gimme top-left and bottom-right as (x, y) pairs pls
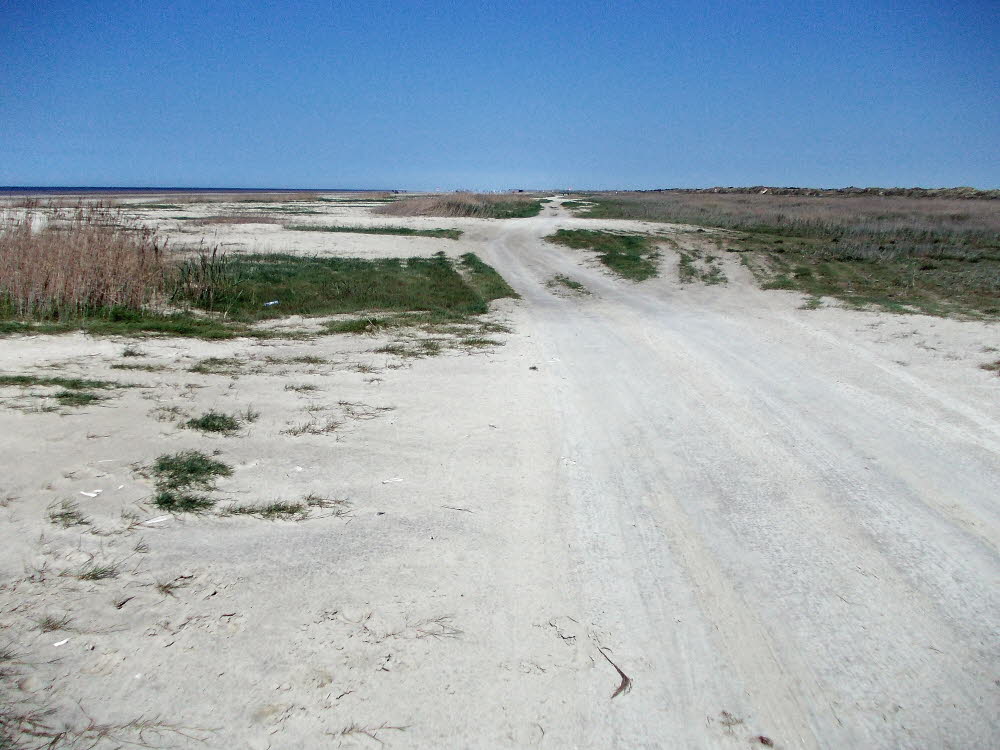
(460, 337), (500, 348)
(55, 390), (102, 407)
(148, 450), (232, 512)
(122, 346), (144, 357)
(373, 338), (446, 358)
(192, 252), (515, 322)
(676, 248), (727, 286)
(263, 354), (326, 365)
(286, 225), (462, 240)
(546, 274), (589, 294)
(0, 375), (119, 390)
(285, 383), (318, 392)
(980, 359), (1000, 374)
(222, 501), (306, 519)
(110, 363), (167, 372)
(545, 230), (660, 281)
(36, 613), (73, 632)
(282, 414), (342, 435)
(76, 561), (120, 581)
(188, 357), (243, 375)
(184, 410), (241, 434)
(47, 499), (90, 527)
(376, 192), (542, 219)
(458, 253), (520, 300)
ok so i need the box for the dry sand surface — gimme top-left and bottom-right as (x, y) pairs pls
(1, 196), (998, 748)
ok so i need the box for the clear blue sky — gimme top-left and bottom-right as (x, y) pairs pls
(1, 0), (997, 189)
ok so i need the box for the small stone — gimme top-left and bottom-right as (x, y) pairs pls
(17, 676), (43, 693)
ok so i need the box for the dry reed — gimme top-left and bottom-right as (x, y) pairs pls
(0, 204), (168, 318)
(376, 192), (541, 218)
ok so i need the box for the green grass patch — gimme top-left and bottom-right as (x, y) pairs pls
(55, 390), (102, 407)
(194, 252), (515, 322)
(184, 411), (241, 434)
(458, 253), (520, 300)
(149, 450), (232, 512)
(286, 224), (462, 240)
(545, 230), (659, 281)
(0, 375), (120, 390)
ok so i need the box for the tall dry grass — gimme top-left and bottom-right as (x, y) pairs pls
(376, 192), (541, 219)
(582, 192), (1000, 257)
(0, 205), (168, 318)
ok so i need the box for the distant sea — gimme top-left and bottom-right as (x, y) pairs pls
(0, 187), (394, 194)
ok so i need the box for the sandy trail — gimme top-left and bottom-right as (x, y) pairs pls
(2, 198), (997, 748)
(466, 204), (1000, 747)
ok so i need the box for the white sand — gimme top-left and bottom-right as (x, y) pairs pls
(1, 197), (998, 748)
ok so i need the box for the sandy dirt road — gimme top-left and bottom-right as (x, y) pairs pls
(457, 201), (1000, 748)
(2, 198), (997, 749)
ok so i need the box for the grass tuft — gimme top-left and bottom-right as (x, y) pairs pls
(184, 410), (240, 434)
(222, 501), (305, 519)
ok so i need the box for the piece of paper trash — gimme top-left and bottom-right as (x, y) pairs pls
(116, 485), (125, 490)
(294, 466), (304, 472)
(79, 490), (102, 498)
(263, 300), (280, 307)
(381, 478), (404, 484)
(143, 515), (170, 525)
(53, 639), (69, 647)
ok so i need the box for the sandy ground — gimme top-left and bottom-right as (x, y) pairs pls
(1, 197), (998, 748)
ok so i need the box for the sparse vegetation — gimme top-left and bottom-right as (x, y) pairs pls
(376, 192), (542, 219)
(110, 362), (167, 372)
(75, 561), (121, 581)
(546, 229), (660, 281)
(188, 357), (243, 375)
(47, 499), (90, 527)
(0, 374), (126, 410)
(35, 613), (73, 632)
(286, 224), (462, 240)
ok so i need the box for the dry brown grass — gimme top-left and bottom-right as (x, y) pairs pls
(581, 192), (1000, 242)
(376, 192), (542, 219)
(0, 205), (168, 318)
